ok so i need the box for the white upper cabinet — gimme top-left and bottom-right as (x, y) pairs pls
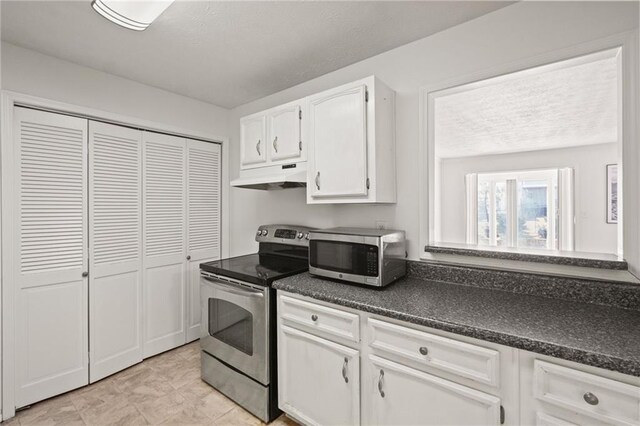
(307, 76), (396, 204)
(268, 103), (303, 163)
(309, 83), (368, 198)
(240, 115), (267, 168)
(239, 100), (305, 171)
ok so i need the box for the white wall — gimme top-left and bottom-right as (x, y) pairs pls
(227, 1), (639, 259)
(438, 143), (618, 254)
(1, 42), (229, 138)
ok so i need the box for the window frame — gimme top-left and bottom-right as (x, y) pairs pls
(419, 32), (639, 279)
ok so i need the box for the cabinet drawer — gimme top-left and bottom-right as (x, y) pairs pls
(536, 412), (578, 426)
(533, 360), (640, 426)
(367, 318), (500, 387)
(279, 295), (359, 343)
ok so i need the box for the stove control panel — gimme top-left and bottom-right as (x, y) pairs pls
(256, 224), (313, 247)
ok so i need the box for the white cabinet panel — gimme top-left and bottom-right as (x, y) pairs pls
(268, 104), (302, 162)
(90, 271), (141, 381)
(366, 355), (501, 426)
(89, 121), (142, 382)
(187, 140), (221, 260)
(279, 294), (360, 343)
(278, 325), (360, 426)
(309, 83), (368, 198)
(186, 139), (221, 342)
(16, 282), (88, 408)
(367, 318), (500, 387)
(306, 76), (396, 204)
(13, 107), (89, 407)
(144, 262), (185, 356)
(143, 132), (186, 357)
(533, 360), (640, 426)
(240, 115), (267, 168)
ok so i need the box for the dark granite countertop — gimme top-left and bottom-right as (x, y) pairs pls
(273, 273), (640, 377)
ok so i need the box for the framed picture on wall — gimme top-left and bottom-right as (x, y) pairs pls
(607, 164), (618, 224)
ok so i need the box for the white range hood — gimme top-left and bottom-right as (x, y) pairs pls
(231, 163), (307, 190)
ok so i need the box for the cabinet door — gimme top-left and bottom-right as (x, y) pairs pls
(268, 104), (302, 162)
(13, 107), (89, 407)
(309, 83), (368, 198)
(185, 139), (221, 342)
(142, 132), (187, 358)
(89, 121), (143, 382)
(366, 355), (501, 426)
(240, 115), (267, 168)
(278, 326), (359, 426)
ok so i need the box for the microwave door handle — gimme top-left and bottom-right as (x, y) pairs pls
(202, 276), (264, 298)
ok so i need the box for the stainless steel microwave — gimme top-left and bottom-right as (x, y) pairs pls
(308, 227), (406, 287)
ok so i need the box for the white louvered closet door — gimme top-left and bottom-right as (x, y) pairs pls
(13, 107), (89, 407)
(89, 121), (143, 382)
(185, 139), (221, 342)
(142, 132), (187, 357)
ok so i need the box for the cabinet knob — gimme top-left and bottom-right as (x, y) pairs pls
(419, 346), (429, 356)
(186, 255), (191, 261)
(583, 392), (599, 406)
(378, 369), (385, 398)
(256, 140), (261, 156)
(273, 136), (278, 153)
(311, 314), (318, 322)
(315, 171), (320, 190)
(82, 271), (89, 278)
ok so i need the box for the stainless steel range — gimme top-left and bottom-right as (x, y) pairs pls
(199, 224), (312, 422)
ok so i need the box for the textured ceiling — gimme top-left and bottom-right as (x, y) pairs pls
(435, 56), (618, 159)
(1, 0), (512, 108)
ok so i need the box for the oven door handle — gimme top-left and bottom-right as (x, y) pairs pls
(202, 276), (265, 298)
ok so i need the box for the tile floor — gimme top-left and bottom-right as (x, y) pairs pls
(3, 341), (298, 426)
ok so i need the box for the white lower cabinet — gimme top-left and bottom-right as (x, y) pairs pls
(365, 355), (501, 425)
(278, 326), (360, 426)
(277, 291), (640, 426)
(277, 292), (510, 426)
(519, 351), (640, 426)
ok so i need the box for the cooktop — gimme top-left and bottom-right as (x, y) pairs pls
(200, 253), (309, 286)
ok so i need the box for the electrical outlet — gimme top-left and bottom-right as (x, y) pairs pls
(375, 220), (388, 230)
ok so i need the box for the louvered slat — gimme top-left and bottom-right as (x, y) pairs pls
(144, 139), (185, 257)
(20, 120), (85, 273)
(188, 144), (220, 253)
(92, 130), (141, 265)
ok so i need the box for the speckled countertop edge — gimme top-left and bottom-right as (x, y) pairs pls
(273, 274), (640, 377)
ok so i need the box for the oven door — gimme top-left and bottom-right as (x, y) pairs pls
(200, 272), (269, 385)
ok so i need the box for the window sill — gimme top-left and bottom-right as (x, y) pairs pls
(422, 244), (638, 284)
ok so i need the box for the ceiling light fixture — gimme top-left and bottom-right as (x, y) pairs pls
(91, 0), (175, 31)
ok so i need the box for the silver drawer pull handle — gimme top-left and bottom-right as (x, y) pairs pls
(419, 346), (429, 356)
(378, 369), (385, 398)
(311, 314), (318, 322)
(256, 140), (261, 155)
(315, 171), (320, 190)
(583, 392), (599, 406)
(342, 357), (349, 383)
(273, 136), (278, 153)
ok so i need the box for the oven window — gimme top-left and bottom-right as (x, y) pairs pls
(208, 298), (253, 355)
